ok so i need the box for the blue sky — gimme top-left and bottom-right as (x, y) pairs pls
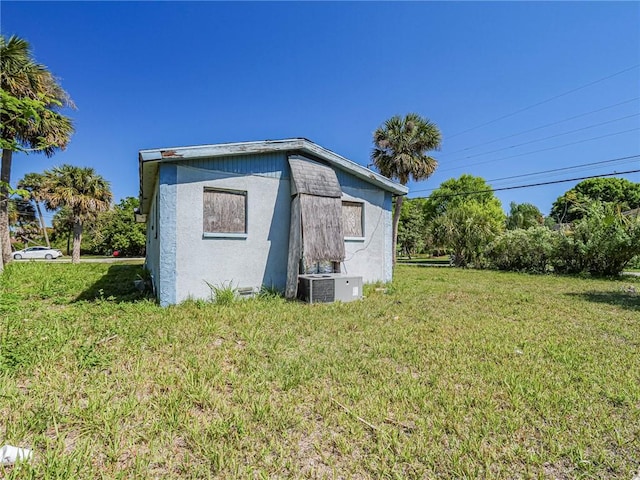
(3, 1), (639, 223)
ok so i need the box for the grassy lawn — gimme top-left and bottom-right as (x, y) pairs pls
(0, 263), (638, 479)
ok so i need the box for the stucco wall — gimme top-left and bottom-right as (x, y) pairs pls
(173, 165), (291, 303)
(158, 164), (178, 306)
(151, 155), (396, 304)
(341, 187), (393, 283)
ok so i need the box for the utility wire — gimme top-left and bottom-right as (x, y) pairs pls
(440, 97), (639, 157)
(447, 64), (640, 139)
(412, 169), (640, 200)
(489, 165), (635, 188)
(485, 154), (640, 184)
(411, 154), (640, 194)
(437, 127), (640, 174)
(443, 113), (640, 164)
(407, 155), (640, 193)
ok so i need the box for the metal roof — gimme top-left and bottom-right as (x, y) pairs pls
(138, 138), (408, 214)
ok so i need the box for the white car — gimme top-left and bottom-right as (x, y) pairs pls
(13, 246), (63, 260)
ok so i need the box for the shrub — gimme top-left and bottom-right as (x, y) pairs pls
(431, 201), (505, 268)
(551, 203), (640, 276)
(550, 230), (587, 274)
(487, 203), (640, 276)
(486, 227), (556, 273)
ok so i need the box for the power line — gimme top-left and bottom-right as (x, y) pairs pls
(437, 127), (640, 174)
(485, 154), (640, 185)
(447, 64), (640, 139)
(411, 154), (640, 194)
(443, 113), (640, 164)
(412, 169), (640, 200)
(440, 97), (640, 158)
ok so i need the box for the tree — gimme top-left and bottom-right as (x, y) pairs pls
(50, 206), (74, 255)
(431, 201), (505, 267)
(9, 197), (39, 248)
(550, 177), (640, 223)
(423, 174), (496, 222)
(0, 90), (49, 152)
(0, 34), (74, 265)
(17, 172), (50, 247)
(397, 197), (428, 258)
(89, 197), (146, 256)
(41, 165), (112, 263)
(372, 113), (442, 265)
(0, 183), (29, 272)
(506, 202), (543, 230)
(427, 175), (505, 267)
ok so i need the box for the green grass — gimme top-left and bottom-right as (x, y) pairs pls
(204, 281), (238, 306)
(0, 263), (638, 479)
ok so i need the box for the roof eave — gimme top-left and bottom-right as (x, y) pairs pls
(138, 138), (408, 214)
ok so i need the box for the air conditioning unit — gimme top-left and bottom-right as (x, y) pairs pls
(297, 274), (363, 304)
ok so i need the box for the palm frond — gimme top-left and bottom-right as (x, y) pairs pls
(371, 113), (442, 185)
(1, 34), (75, 157)
(42, 164), (112, 221)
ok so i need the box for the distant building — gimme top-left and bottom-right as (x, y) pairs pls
(138, 139), (407, 306)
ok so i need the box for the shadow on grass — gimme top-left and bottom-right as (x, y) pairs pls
(397, 259), (452, 267)
(75, 264), (153, 303)
(566, 290), (639, 311)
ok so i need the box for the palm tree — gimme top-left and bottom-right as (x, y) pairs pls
(18, 172), (50, 247)
(372, 113), (442, 265)
(9, 197), (39, 248)
(51, 206), (75, 256)
(42, 165), (112, 263)
(0, 34), (74, 265)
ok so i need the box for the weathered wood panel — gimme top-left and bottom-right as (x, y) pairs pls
(285, 195), (302, 299)
(288, 156), (342, 198)
(203, 189), (246, 233)
(342, 201), (363, 237)
(300, 194), (345, 264)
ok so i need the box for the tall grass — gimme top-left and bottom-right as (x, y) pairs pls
(0, 263), (638, 478)
(204, 280), (238, 306)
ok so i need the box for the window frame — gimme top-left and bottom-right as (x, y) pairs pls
(342, 200), (365, 242)
(202, 187), (248, 239)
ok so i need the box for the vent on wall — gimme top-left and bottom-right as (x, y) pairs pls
(297, 274), (363, 304)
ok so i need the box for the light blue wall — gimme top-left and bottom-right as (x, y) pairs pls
(181, 152), (288, 179)
(151, 152), (396, 304)
(341, 186), (392, 283)
(335, 169), (380, 191)
(383, 192), (393, 282)
(158, 163), (178, 306)
(173, 160), (291, 302)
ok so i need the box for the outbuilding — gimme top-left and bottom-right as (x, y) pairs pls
(138, 138), (407, 306)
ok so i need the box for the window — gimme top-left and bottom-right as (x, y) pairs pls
(203, 188), (247, 237)
(342, 201), (364, 239)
